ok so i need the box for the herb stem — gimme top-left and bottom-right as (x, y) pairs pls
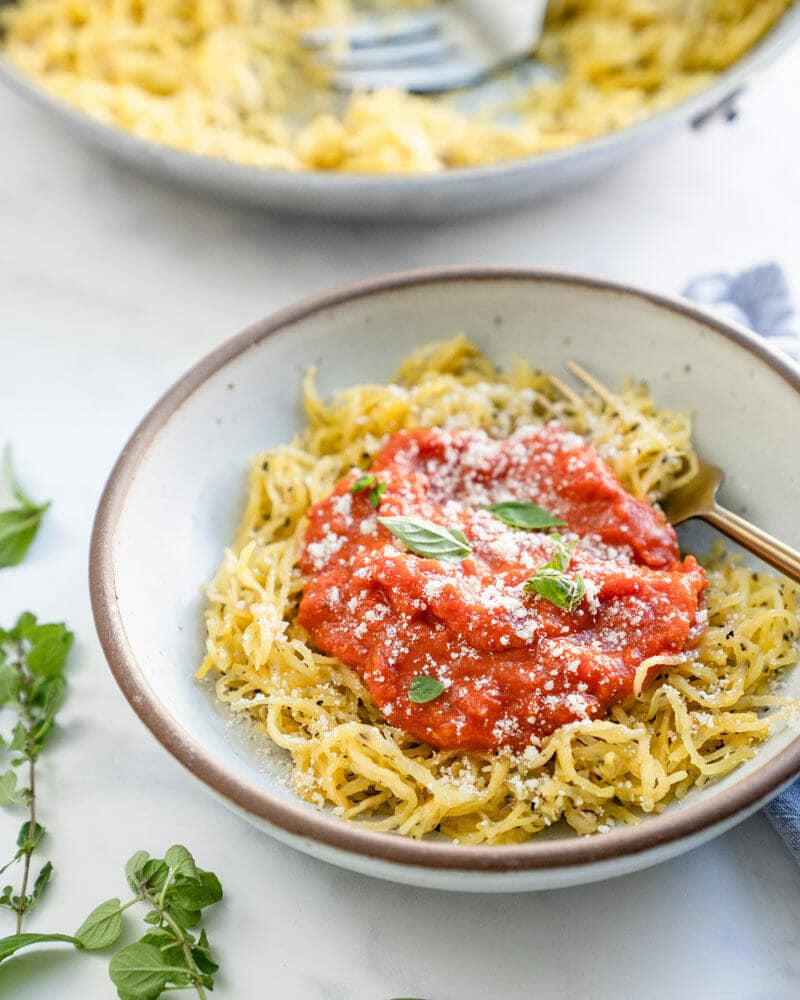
(14, 756), (36, 935)
(13, 644), (38, 936)
(144, 889), (207, 1000)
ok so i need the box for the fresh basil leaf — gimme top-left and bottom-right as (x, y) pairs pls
(408, 676), (445, 704)
(108, 941), (173, 1000)
(164, 845), (199, 883)
(75, 898), (125, 950)
(486, 501), (565, 531)
(379, 516), (471, 561)
(351, 474), (376, 494)
(0, 770), (17, 806)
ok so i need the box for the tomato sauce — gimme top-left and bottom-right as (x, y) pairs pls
(298, 425), (707, 752)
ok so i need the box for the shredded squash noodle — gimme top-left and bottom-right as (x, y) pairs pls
(197, 337), (800, 843)
(2, 0), (794, 173)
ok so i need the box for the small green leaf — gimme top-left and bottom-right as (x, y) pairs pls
(486, 500), (566, 531)
(352, 474), (388, 509)
(31, 862), (53, 906)
(0, 661), (19, 704)
(408, 676), (445, 704)
(524, 539), (586, 612)
(369, 481), (387, 509)
(351, 474), (376, 495)
(379, 516), (471, 561)
(31, 676), (67, 747)
(2, 447), (38, 509)
(164, 845), (199, 883)
(0, 770), (17, 806)
(16, 821), (45, 853)
(75, 898), (124, 950)
(26, 624), (73, 677)
(108, 941), (174, 1000)
(0, 509), (46, 569)
(136, 859), (169, 893)
(125, 850), (150, 890)
(9, 721), (27, 753)
(0, 932), (81, 963)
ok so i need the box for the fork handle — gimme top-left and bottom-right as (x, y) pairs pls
(703, 504), (800, 583)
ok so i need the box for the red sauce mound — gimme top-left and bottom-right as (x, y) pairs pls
(298, 425), (707, 752)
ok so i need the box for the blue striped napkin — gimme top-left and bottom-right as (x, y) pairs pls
(683, 263), (800, 862)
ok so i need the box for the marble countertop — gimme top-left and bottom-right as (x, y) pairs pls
(1, 51), (799, 1000)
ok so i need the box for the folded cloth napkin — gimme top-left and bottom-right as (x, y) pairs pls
(684, 262), (800, 862)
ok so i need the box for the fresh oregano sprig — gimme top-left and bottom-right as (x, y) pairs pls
(0, 845), (223, 999)
(0, 448), (50, 568)
(0, 612), (73, 932)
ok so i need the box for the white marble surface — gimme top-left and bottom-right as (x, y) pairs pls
(1, 50), (800, 1000)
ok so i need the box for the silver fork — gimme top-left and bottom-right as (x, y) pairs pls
(302, 1), (549, 94)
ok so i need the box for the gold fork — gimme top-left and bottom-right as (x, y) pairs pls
(566, 362), (800, 584)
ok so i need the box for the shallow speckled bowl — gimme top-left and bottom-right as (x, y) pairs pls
(2, 8), (800, 219)
(90, 268), (800, 891)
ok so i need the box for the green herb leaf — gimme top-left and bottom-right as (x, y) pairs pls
(75, 898), (125, 950)
(25, 624), (73, 677)
(164, 845), (199, 883)
(408, 676), (445, 704)
(125, 851), (150, 890)
(137, 860), (169, 893)
(524, 539), (586, 612)
(351, 474), (388, 510)
(368, 481), (387, 509)
(17, 821), (45, 854)
(0, 449), (49, 569)
(0, 511), (45, 569)
(0, 771), (18, 806)
(0, 932), (81, 963)
(108, 941), (174, 1000)
(486, 500), (565, 531)
(379, 516), (471, 561)
(30, 862), (53, 907)
(351, 474), (376, 494)
(0, 660), (20, 704)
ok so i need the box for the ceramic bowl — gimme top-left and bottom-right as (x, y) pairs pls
(90, 267), (800, 891)
(2, 8), (800, 220)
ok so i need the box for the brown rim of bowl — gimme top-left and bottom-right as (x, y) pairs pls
(90, 266), (800, 873)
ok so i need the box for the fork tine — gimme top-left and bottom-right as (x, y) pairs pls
(547, 374), (582, 408)
(566, 361), (617, 408)
(329, 58), (483, 94)
(302, 13), (440, 50)
(313, 36), (456, 72)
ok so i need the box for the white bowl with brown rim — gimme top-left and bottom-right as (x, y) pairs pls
(90, 267), (800, 891)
